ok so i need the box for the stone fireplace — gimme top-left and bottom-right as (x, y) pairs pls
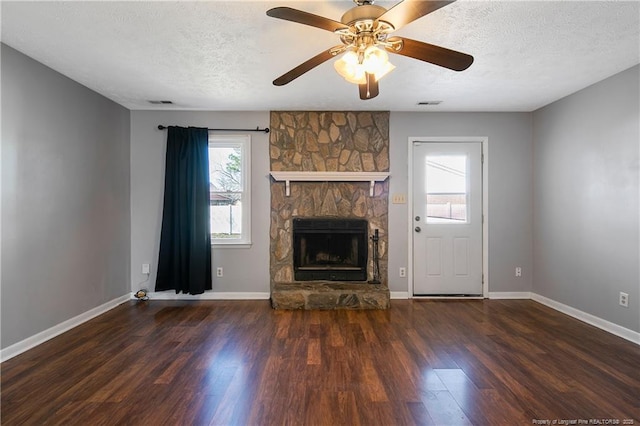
(269, 111), (390, 310)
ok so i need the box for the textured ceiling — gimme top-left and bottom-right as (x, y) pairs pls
(2, 1), (639, 112)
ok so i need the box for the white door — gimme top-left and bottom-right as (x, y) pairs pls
(412, 142), (483, 296)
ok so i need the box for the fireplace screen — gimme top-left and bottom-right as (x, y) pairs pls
(293, 218), (368, 281)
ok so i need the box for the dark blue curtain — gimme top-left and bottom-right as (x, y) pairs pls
(156, 126), (212, 295)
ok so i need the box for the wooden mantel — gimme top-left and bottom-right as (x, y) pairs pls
(269, 171), (390, 196)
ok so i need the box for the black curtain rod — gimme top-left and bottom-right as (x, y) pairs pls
(157, 125), (269, 133)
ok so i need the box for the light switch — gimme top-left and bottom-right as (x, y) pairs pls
(392, 193), (407, 204)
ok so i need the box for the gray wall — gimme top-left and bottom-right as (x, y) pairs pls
(532, 65), (640, 332)
(130, 111), (271, 294)
(1, 44), (131, 349)
(388, 112), (534, 294)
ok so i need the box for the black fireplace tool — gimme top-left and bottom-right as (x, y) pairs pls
(369, 229), (381, 284)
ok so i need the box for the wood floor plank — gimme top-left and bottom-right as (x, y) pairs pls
(407, 401), (437, 425)
(306, 338), (322, 365)
(421, 390), (473, 425)
(2, 299), (639, 425)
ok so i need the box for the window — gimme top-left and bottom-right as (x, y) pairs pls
(425, 154), (468, 224)
(208, 134), (251, 245)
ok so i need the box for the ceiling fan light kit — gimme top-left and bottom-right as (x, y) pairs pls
(334, 47), (396, 84)
(266, 0), (474, 100)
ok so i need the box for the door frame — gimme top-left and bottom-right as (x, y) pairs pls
(407, 137), (489, 298)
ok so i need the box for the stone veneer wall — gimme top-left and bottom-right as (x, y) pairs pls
(269, 111), (390, 309)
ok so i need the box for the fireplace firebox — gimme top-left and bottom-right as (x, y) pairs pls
(293, 218), (368, 281)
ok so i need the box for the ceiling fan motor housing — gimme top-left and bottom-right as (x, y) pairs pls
(339, 4), (396, 51)
(341, 4), (388, 26)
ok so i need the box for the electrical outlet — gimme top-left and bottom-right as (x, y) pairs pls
(515, 267), (522, 277)
(216, 267), (223, 277)
(619, 292), (629, 308)
(142, 263), (150, 274)
(399, 267), (406, 278)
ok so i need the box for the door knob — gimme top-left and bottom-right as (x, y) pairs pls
(415, 226), (421, 233)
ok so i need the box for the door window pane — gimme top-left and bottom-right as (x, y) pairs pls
(425, 155), (468, 224)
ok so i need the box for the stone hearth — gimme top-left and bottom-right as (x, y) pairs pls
(269, 111), (390, 310)
(271, 282), (389, 310)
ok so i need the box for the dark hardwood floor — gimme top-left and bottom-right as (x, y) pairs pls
(1, 299), (638, 425)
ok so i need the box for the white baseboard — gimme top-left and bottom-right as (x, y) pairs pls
(140, 291), (270, 301)
(412, 296), (484, 300)
(531, 293), (640, 345)
(488, 291), (532, 299)
(390, 291), (409, 299)
(0, 294), (131, 362)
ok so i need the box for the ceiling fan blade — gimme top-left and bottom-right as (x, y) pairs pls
(377, 0), (455, 31)
(386, 36), (473, 71)
(273, 48), (339, 86)
(359, 73), (379, 100)
(267, 7), (347, 33)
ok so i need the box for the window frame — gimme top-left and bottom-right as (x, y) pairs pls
(208, 134), (251, 247)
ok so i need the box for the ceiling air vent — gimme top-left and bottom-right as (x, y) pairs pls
(148, 100), (173, 105)
(417, 101), (442, 106)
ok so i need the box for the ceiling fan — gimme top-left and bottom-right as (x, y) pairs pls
(266, 0), (474, 100)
